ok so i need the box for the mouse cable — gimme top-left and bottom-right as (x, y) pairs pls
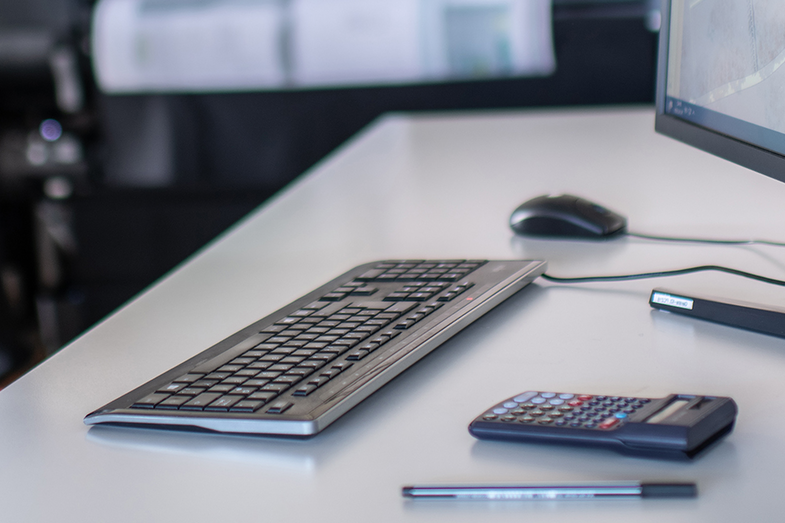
(541, 265), (785, 287)
(626, 231), (785, 247)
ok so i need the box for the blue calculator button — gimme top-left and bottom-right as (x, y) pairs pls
(503, 401), (518, 409)
(548, 399), (564, 405)
(492, 408), (508, 415)
(559, 393), (574, 399)
(531, 397), (546, 404)
(540, 392), (556, 398)
(615, 412), (628, 419)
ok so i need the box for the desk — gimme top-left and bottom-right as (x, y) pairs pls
(3, 108), (785, 522)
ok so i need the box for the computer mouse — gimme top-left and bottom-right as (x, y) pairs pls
(509, 194), (627, 239)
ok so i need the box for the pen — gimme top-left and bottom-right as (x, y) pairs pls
(402, 481), (697, 500)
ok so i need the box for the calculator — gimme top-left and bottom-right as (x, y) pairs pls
(469, 391), (737, 459)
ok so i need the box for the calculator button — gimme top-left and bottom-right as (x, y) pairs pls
(548, 399), (564, 406)
(538, 417), (554, 424)
(483, 414), (498, 420)
(531, 397), (546, 404)
(519, 416), (535, 423)
(584, 422), (597, 429)
(510, 409), (526, 415)
(569, 422), (582, 427)
(513, 392), (538, 403)
(540, 393), (556, 399)
(615, 412), (628, 419)
(503, 401), (519, 409)
(530, 410), (545, 417)
(493, 408), (508, 415)
(555, 420), (567, 426)
(559, 406), (574, 412)
(501, 415), (517, 422)
(599, 417), (620, 429)
(595, 396), (607, 401)
(539, 405), (555, 411)
(568, 400), (583, 407)
(559, 394), (574, 400)
(578, 395), (592, 401)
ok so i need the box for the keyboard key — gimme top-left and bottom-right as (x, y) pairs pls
(248, 391), (278, 402)
(157, 395), (191, 409)
(266, 401), (293, 414)
(230, 400), (266, 413)
(181, 393), (223, 410)
(293, 385), (318, 396)
(157, 382), (187, 393)
(133, 393), (169, 408)
(172, 373), (203, 383)
(205, 395), (244, 411)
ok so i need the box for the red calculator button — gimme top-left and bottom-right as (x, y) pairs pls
(599, 417), (620, 429)
(568, 400), (583, 407)
(577, 395), (593, 401)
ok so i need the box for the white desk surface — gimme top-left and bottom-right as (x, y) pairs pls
(3, 107), (785, 522)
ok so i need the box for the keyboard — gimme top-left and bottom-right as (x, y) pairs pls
(85, 259), (546, 436)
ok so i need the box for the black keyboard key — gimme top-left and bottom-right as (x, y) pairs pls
(248, 391), (278, 402)
(158, 382), (188, 393)
(205, 395), (244, 411)
(133, 393), (169, 408)
(293, 385), (318, 397)
(172, 373), (204, 383)
(346, 350), (370, 361)
(266, 401), (293, 414)
(181, 393), (223, 410)
(178, 387), (206, 396)
(157, 395), (191, 409)
(208, 384), (236, 393)
(230, 400), (266, 413)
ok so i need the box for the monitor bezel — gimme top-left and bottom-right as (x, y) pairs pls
(654, 0), (785, 185)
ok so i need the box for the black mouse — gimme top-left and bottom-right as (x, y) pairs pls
(510, 194), (627, 239)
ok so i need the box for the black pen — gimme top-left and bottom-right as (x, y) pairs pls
(402, 481), (697, 500)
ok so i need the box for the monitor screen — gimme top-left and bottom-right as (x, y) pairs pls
(655, 0), (785, 184)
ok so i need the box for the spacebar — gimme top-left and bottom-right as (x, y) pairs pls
(190, 333), (271, 374)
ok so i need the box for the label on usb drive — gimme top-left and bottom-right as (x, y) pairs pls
(651, 292), (694, 310)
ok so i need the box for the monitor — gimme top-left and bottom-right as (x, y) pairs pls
(655, 0), (785, 185)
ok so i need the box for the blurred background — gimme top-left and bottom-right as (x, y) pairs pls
(0, 0), (660, 386)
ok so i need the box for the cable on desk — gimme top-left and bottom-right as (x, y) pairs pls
(627, 231), (785, 247)
(541, 265), (785, 287)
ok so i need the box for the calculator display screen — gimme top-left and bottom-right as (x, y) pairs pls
(646, 399), (689, 424)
